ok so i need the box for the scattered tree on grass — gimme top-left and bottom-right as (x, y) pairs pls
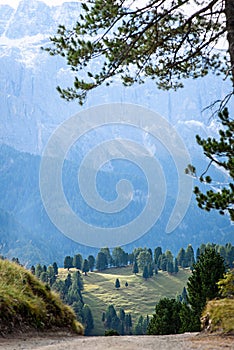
(64, 272), (72, 292)
(185, 245), (195, 268)
(143, 265), (149, 280)
(137, 248), (152, 270)
(119, 308), (125, 322)
(73, 253), (83, 270)
(174, 258), (179, 274)
(82, 259), (89, 275)
(177, 248), (186, 267)
(154, 247), (162, 266)
(112, 246), (127, 267)
(47, 265), (56, 286)
(35, 263), (43, 278)
(132, 260), (139, 274)
(64, 255), (73, 270)
(115, 278), (120, 289)
(52, 262), (58, 275)
(96, 251), (108, 271)
(88, 255), (95, 272)
(100, 247), (112, 267)
(83, 304), (94, 335)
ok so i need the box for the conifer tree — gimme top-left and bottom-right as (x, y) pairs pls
(64, 256), (73, 270)
(143, 265), (149, 280)
(83, 304), (94, 335)
(154, 247), (162, 266)
(132, 260), (139, 275)
(115, 278), (120, 289)
(88, 255), (95, 272)
(52, 262), (58, 275)
(47, 0), (234, 105)
(82, 259), (89, 275)
(186, 108), (234, 221)
(187, 247), (225, 318)
(73, 254), (82, 270)
(174, 258), (179, 273)
(96, 251), (108, 271)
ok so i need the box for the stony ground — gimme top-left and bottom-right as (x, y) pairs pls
(0, 332), (233, 350)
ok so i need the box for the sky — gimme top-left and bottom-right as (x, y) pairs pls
(0, 0), (81, 7)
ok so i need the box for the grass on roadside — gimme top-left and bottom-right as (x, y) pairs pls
(202, 298), (234, 334)
(0, 259), (84, 335)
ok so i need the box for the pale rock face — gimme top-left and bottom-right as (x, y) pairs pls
(0, 1), (233, 265)
(0, 0), (233, 155)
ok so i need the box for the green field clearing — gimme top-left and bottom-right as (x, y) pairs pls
(59, 266), (191, 335)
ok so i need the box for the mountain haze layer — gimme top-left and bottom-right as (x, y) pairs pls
(0, 0), (233, 265)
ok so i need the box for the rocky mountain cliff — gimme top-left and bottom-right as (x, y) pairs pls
(0, 0), (233, 265)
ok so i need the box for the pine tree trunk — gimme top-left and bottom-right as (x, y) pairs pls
(225, 0), (234, 86)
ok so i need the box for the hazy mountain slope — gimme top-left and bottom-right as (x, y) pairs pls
(0, 1), (233, 265)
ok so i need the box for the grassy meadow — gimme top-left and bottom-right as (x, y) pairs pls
(59, 265), (191, 335)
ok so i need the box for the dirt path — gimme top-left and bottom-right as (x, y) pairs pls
(0, 333), (233, 350)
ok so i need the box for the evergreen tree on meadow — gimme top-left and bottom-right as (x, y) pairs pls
(112, 246), (126, 267)
(47, 265), (56, 286)
(40, 271), (48, 283)
(83, 304), (94, 335)
(82, 259), (89, 275)
(64, 255), (73, 270)
(174, 258), (179, 274)
(52, 262), (58, 275)
(96, 251), (108, 271)
(196, 248), (200, 261)
(64, 273), (72, 293)
(132, 260), (139, 275)
(72, 300), (84, 323)
(125, 313), (132, 334)
(119, 308), (125, 322)
(115, 278), (120, 289)
(73, 253), (83, 270)
(166, 260), (174, 274)
(148, 263), (154, 277)
(187, 247), (226, 319)
(185, 244), (195, 268)
(128, 253), (134, 265)
(137, 248), (152, 270)
(104, 305), (120, 332)
(66, 271), (83, 305)
(158, 253), (167, 271)
(100, 247), (112, 267)
(134, 315), (150, 335)
(35, 263), (43, 278)
(177, 248), (186, 267)
(88, 255), (95, 272)
(143, 265), (149, 280)
(154, 247), (162, 266)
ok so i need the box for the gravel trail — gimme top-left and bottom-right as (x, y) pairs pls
(0, 333), (233, 350)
